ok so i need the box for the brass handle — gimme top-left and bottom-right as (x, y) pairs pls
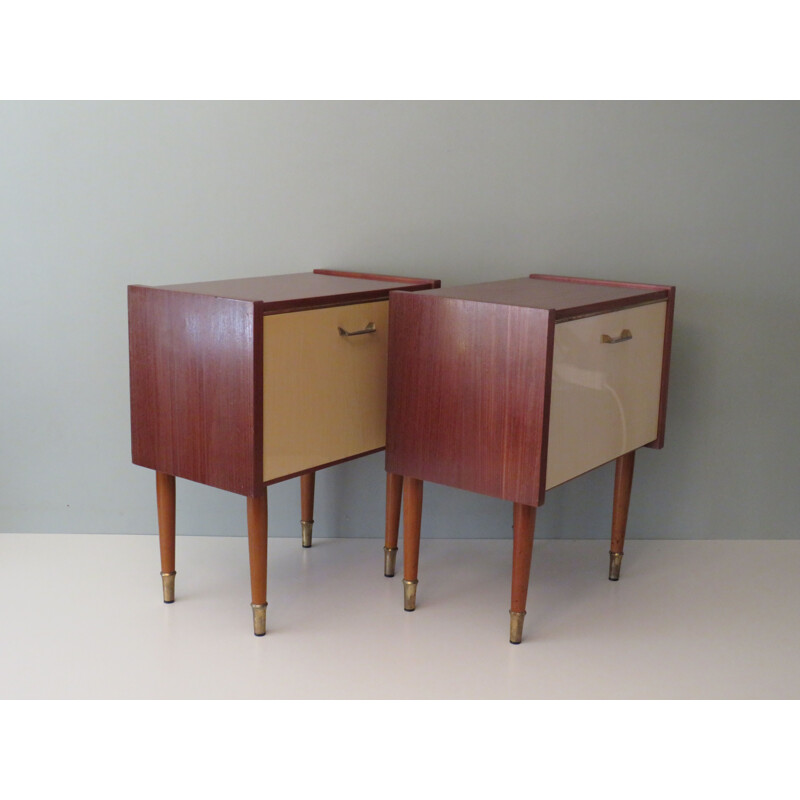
(601, 329), (632, 344)
(338, 322), (376, 337)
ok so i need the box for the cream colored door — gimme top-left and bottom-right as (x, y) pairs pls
(263, 301), (389, 482)
(545, 301), (667, 490)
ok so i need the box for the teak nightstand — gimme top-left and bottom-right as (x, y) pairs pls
(384, 274), (675, 643)
(128, 269), (438, 635)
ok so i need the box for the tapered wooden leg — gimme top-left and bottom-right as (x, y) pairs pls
(384, 472), (403, 576)
(156, 472), (176, 603)
(609, 450), (635, 581)
(510, 503), (536, 644)
(300, 471), (315, 548)
(247, 488), (268, 636)
(402, 477), (423, 611)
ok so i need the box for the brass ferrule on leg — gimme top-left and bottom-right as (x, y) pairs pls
(509, 610), (526, 644)
(301, 520), (313, 548)
(403, 579), (418, 611)
(160, 571), (176, 604)
(251, 603), (268, 636)
(609, 551), (623, 581)
(384, 547), (398, 577)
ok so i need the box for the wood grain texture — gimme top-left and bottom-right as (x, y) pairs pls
(130, 271), (441, 498)
(300, 472), (315, 522)
(386, 292), (555, 507)
(420, 276), (669, 321)
(247, 488), (268, 605)
(385, 472), (403, 551)
(313, 269), (440, 288)
(155, 272), (438, 316)
(156, 472), (176, 574)
(403, 477), (423, 582)
(529, 272), (672, 292)
(611, 451), (635, 554)
(128, 286), (263, 496)
(510, 503), (536, 613)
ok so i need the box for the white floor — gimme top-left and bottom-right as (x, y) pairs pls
(1, 533), (798, 699)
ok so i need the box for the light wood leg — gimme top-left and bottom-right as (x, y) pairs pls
(402, 477), (423, 610)
(156, 472), (176, 603)
(300, 471), (315, 548)
(609, 450), (635, 581)
(247, 488), (268, 636)
(510, 502), (536, 644)
(384, 472), (403, 576)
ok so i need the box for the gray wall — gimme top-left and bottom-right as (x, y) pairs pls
(1, 101), (798, 540)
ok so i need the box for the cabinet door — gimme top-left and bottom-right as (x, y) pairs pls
(545, 301), (667, 489)
(262, 301), (389, 482)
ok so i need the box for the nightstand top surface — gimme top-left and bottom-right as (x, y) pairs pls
(142, 270), (435, 313)
(410, 275), (670, 319)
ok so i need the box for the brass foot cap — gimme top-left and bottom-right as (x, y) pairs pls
(509, 610), (526, 644)
(384, 547), (398, 577)
(301, 520), (313, 548)
(161, 571), (176, 604)
(403, 579), (418, 611)
(609, 551), (623, 581)
(251, 602), (268, 636)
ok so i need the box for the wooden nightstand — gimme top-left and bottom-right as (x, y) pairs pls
(128, 269), (438, 635)
(385, 274), (675, 643)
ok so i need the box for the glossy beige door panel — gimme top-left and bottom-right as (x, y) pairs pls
(263, 301), (389, 482)
(545, 301), (667, 489)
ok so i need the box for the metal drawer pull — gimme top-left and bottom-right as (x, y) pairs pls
(338, 322), (377, 337)
(601, 329), (632, 344)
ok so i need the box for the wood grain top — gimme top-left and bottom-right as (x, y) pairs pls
(408, 275), (670, 320)
(146, 270), (438, 314)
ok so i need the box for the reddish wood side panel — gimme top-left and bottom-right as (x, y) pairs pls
(647, 285), (675, 449)
(386, 292), (554, 507)
(128, 286), (262, 496)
